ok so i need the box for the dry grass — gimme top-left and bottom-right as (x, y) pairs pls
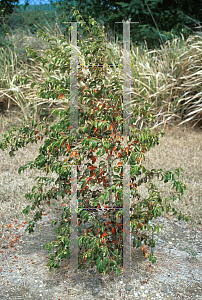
(141, 124), (202, 230)
(1, 8), (202, 131)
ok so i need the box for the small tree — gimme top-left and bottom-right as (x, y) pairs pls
(0, 9), (189, 277)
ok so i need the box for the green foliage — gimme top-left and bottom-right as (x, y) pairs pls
(116, 0), (202, 49)
(0, 7), (12, 43)
(0, 1), (25, 44)
(0, 8), (190, 277)
(0, 0), (20, 19)
(51, 0), (202, 50)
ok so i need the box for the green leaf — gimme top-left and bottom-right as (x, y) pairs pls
(18, 166), (24, 175)
(96, 256), (101, 265)
(30, 51), (37, 58)
(89, 140), (93, 148)
(94, 219), (98, 229)
(104, 190), (109, 200)
(142, 166), (146, 173)
(82, 138), (87, 146)
(115, 268), (120, 277)
(103, 247), (108, 257)
(152, 257), (156, 263)
(92, 141), (97, 150)
(51, 220), (57, 226)
(60, 39), (67, 45)
(21, 205), (30, 215)
(84, 50), (90, 55)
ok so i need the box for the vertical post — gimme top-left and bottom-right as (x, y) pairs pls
(123, 21), (131, 137)
(67, 20), (86, 276)
(70, 21), (79, 137)
(122, 21), (131, 279)
(114, 19), (138, 278)
(69, 21), (84, 276)
(123, 164), (131, 279)
(69, 165), (78, 276)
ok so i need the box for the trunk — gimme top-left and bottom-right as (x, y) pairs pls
(108, 154), (113, 206)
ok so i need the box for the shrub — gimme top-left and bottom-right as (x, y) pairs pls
(0, 8), (189, 277)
